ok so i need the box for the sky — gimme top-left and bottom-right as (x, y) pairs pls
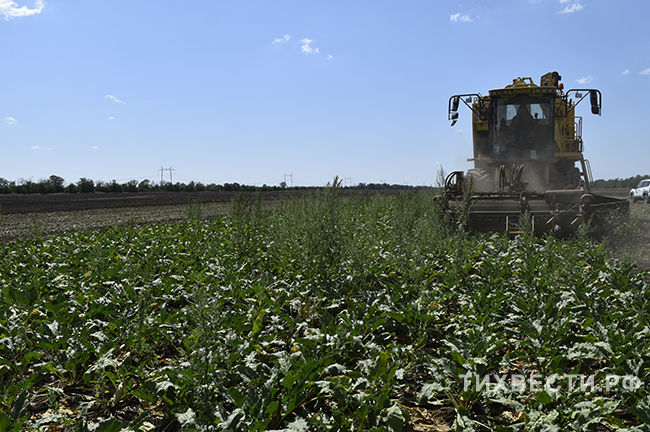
(2, 0), (650, 186)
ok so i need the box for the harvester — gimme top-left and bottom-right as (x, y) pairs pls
(442, 71), (628, 235)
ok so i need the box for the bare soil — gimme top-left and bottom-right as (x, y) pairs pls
(0, 189), (403, 242)
(0, 190), (297, 214)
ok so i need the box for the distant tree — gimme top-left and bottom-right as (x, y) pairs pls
(47, 175), (65, 193)
(592, 174), (650, 189)
(17, 179), (38, 194)
(280, 181), (287, 188)
(124, 180), (138, 192)
(0, 177), (14, 193)
(224, 182), (240, 192)
(65, 183), (78, 193)
(77, 177), (95, 193)
(109, 180), (122, 193)
(137, 179), (151, 191)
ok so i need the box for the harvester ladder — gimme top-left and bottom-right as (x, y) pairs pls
(579, 158), (593, 191)
(584, 159), (593, 184)
(505, 214), (535, 236)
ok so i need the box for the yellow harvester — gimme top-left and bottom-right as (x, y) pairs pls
(443, 71), (627, 235)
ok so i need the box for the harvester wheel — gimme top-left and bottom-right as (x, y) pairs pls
(645, 194), (649, 204)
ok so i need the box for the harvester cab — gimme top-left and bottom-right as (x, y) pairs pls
(443, 71), (628, 235)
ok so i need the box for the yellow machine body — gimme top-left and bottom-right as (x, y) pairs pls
(444, 72), (627, 235)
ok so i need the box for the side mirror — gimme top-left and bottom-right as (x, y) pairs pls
(451, 96), (459, 112)
(590, 90), (600, 115)
(450, 111), (459, 127)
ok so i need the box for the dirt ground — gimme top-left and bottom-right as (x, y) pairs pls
(0, 190), (402, 243)
(0, 190), (298, 214)
(606, 202), (650, 270)
(0, 202), (229, 242)
(590, 189), (650, 270)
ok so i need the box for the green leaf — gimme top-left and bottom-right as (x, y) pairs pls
(9, 392), (29, 420)
(218, 408), (244, 431)
(286, 417), (309, 431)
(419, 382), (446, 403)
(385, 404), (405, 432)
(265, 400), (279, 417)
(0, 412), (11, 432)
(175, 408), (197, 428)
(95, 418), (122, 432)
(536, 391), (553, 406)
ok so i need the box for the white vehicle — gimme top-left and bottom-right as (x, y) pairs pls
(629, 179), (650, 203)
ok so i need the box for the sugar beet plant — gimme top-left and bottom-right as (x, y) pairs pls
(0, 189), (649, 431)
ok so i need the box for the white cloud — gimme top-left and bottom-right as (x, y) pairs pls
(30, 145), (53, 151)
(91, 145), (99, 150)
(0, 0), (44, 20)
(622, 69), (630, 75)
(272, 34), (291, 44)
(327, 54), (333, 60)
(300, 38), (320, 55)
(450, 12), (472, 23)
(640, 68), (650, 75)
(558, 2), (583, 13)
(108, 116), (116, 121)
(576, 75), (594, 84)
(104, 94), (125, 104)
(4, 116), (16, 125)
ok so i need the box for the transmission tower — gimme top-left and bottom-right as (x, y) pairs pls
(283, 173), (294, 186)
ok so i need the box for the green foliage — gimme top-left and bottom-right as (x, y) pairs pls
(0, 192), (648, 430)
(592, 174), (650, 189)
(0, 175), (432, 195)
(77, 177), (95, 193)
(184, 199), (203, 223)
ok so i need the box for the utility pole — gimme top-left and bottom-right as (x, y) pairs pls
(283, 173), (294, 186)
(159, 166), (165, 186)
(168, 166), (175, 184)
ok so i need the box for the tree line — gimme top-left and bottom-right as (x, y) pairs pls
(0, 175), (426, 194)
(0, 173), (644, 194)
(591, 174), (650, 189)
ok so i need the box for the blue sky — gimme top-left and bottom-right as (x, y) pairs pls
(2, 0), (649, 186)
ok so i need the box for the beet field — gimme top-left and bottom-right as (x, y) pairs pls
(1, 191), (648, 431)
